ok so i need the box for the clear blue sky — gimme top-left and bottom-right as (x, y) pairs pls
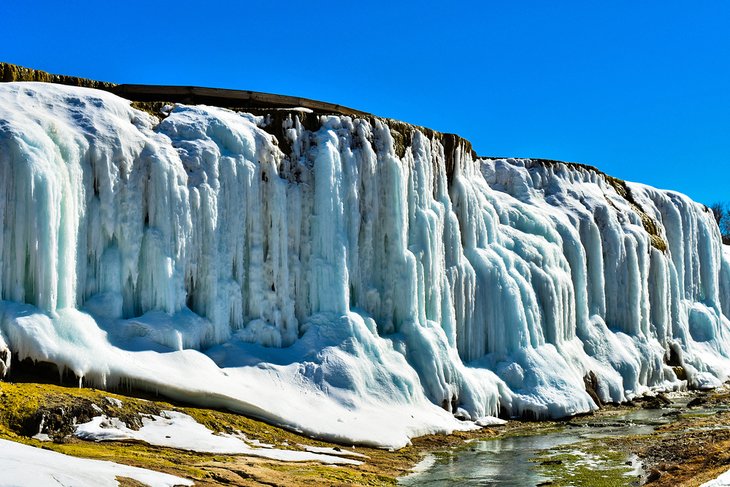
(3, 1), (729, 205)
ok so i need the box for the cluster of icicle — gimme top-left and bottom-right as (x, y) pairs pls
(1, 82), (729, 446)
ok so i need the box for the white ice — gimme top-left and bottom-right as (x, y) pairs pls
(0, 438), (191, 487)
(1, 82), (730, 448)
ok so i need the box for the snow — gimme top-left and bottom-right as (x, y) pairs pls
(399, 453), (437, 481)
(0, 438), (191, 487)
(298, 444), (369, 459)
(105, 396), (123, 407)
(75, 410), (362, 465)
(1, 82), (730, 448)
(475, 416), (507, 427)
(703, 468), (730, 486)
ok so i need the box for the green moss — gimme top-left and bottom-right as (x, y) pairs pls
(266, 462), (396, 486)
(46, 440), (213, 479)
(533, 445), (639, 486)
(0, 381), (413, 485)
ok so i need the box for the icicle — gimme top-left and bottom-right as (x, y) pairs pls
(1, 82), (730, 446)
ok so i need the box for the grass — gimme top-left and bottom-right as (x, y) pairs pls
(4, 380), (730, 486)
(0, 380), (415, 485)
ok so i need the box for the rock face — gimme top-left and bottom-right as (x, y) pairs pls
(0, 79), (729, 448)
(0, 62), (115, 90)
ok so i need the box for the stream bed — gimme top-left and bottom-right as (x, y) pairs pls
(399, 396), (714, 486)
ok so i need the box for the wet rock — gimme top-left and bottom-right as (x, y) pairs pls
(635, 392), (673, 410)
(646, 468), (662, 482)
(687, 397), (707, 408)
(656, 393), (672, 405)
(540, 459), (563, 466)
(662, 410), (681, 417)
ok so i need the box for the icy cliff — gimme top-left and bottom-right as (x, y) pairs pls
(1, 82), (730, 448)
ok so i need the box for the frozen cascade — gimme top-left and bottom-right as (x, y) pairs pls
(1, 82), (730, 447)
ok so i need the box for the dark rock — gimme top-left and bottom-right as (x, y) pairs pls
(656, 393), (672, 405)
(646, 468), (662, 482)
(687, 397), (707, 408)
(672, 366), (687, 381)
(540, 459), (563, 466)
(584, 371), (603, 407)
(666, 345), (682, 367)
(640, 397), (665, 409)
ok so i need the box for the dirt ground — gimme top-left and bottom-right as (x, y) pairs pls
(604, 390), (730, 486)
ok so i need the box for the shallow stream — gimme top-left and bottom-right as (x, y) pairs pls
(399, 397), (711, 486)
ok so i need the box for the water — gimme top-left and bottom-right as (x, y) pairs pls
(399, 403), (696, 486)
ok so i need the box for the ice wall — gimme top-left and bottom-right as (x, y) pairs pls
(1, 82), (730, 447)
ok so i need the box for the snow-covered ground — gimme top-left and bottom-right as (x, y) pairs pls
(75, 410), (362, 464)
(704, 469), (730, 486)
(1, 82), (729, 448)
(0, 438), (191, 487)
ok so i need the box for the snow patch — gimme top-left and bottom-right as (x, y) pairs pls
(475, 416), (507, 427)
(75, 410), (362, 465)
(703, 468), (730, 486)
(0, 438), (192, 487)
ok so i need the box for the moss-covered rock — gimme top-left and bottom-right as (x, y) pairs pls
(0, 62), (115, 89)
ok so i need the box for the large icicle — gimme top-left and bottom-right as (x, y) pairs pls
(1, 82), (730, 448)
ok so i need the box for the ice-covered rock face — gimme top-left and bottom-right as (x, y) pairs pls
(1, 82), (730, 447)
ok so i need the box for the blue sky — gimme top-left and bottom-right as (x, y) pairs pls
(3, 1), (729, 205)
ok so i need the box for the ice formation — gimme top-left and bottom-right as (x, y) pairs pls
(1, 82), (730, 448)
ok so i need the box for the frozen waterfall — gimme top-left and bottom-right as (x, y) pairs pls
(1, 82), (729, 448)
